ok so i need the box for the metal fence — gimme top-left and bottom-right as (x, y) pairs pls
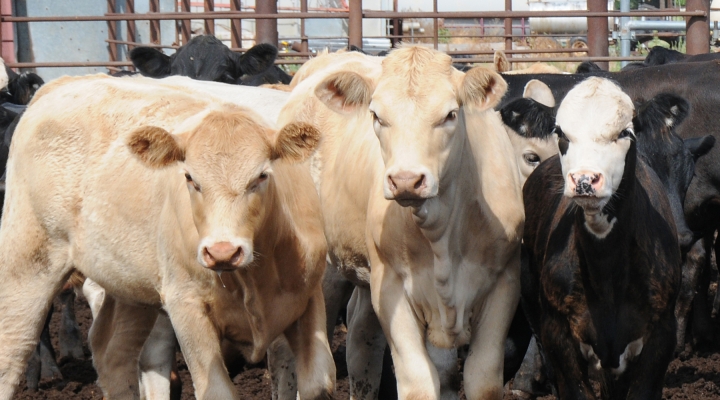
(0, 0), (712, 72)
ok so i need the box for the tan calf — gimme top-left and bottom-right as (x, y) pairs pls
(0, 75), (334, 400)
(281, 45), (523, 400)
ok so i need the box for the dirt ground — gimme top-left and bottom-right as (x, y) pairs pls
(10, 294), (720, 400)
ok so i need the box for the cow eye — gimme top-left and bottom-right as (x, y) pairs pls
(248, 171), (270, 192)
(184, 173), (201, 192)
(370, 111), (385, 126)
(442, 110), (458, 125)
(523, 153), (541, 166)
(617, 129), (634, 140)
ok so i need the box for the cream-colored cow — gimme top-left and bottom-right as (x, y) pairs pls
(280, 45), (523, 399)
(0, 74), (334, 400)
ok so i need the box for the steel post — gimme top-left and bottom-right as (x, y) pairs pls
(256, 0), (278, 45)
(686, 0), (710, 55)
(230, 0), (242, 49)
(504, 0), (512, 52)
(587, 0), (609, 70)
(204, 0), (215, 36)
(349, 0), (362, 48)
(619, 0), (630, 68)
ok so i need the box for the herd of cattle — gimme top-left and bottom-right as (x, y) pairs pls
(0, 35), (718, 400)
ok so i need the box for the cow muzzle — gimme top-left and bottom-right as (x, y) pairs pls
(385, 169), (435, 207)
(200, 241), (249, 271)
(570, 171), (604, 197)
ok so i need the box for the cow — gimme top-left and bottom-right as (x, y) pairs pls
(0, 68), (44, 105)
(499, 61), (720, 354)
(0, 74), (334, 400)
(642, 46), (720, 67)
(130, 35), (281, 85)
(279, 45), (524, 399)
(493, 50), (567, 75)
(522, 77), (687, 399)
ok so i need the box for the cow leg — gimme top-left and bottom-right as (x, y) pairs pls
(511, 336), (550, 399)
(426, 343), (459, 400)
(623, 310), (676, 400)
(164, 296), (238, 400)
(713, 233), (720, 319)
(267, 335), (297, 400)
(371, 265), (440, 400)
(89, 294), (158, 399)
(138, 312), (177, 400)
(284, 284), (336, 400)
(346, 286), (387, 400)
(82, 278), (106, 319)
(691, 235), (715, 350)
(674, 239), (706, 354)
(25, 305), (62, 391)
(322, 258), (354, 339)
(0, 215), (69, 399)
(57, 288), (85, 363)
(538, 314), (593, 400)
(463, 261), (519, 400)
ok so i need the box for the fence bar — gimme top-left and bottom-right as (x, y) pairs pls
(300, 0), (308, 53)
(433, 0), (438, 50)
(230, 0), (242, 48)
(504, 0), (512, 52)
(180, 0), (191, 44)
(686, 0), (709, 54)
(204, 0), (214, 35)
(349, 0), (362, 48)
(149, 0), (160, 43)
(587, 0), (609, 70)
(107, 0), (118, 62)
(125, 0), (136, 49)
(256, 0), (278, 45)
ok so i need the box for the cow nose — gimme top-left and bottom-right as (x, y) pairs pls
(570, 171), (603, 196)
(202, 242), (244, 270)
(387, 171), (427, 198)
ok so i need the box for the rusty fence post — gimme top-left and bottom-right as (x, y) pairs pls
(349, 0), (362, 49)
(204, 0), (214, 36)
(504, 0), (512, 55)
(686, 0), (710, 54)
(180, 0), (191, 45)
(107, 0), (118, 62)
(149, 0), (160, 44)
(256, 0), (278, 46)
(125, 0), (136, 48)
(230, 0), (242, 49)
(300, 0), (308, 53)
(587, 0), (609, 70)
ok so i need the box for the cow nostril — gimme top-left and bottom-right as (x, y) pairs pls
(591, 174), (601, 185)
(414, 174), (426, 190)
(387, 175), (397, 191)
(230, 247), (244, 266)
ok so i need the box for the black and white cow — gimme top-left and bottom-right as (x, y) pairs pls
(523, 77), (689, 399)
(130, 35), (281, 85)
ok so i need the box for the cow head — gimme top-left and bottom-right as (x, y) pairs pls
(126, 106), (320, 271)
(500, 79), (557, 185)
(315, 46), (506, 207)
(555, 78), (635, 213)
(633, 94), (714, 249)
(130, 35), (278, 84)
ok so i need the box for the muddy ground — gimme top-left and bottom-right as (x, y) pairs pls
(10, 294), (720, 400)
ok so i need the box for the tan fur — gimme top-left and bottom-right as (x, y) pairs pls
(314, 71), (375, 114)
(271, 122), (321, 163)
(494, 50), (511, 73)
(260, 83), (292, 92)
(0, 75), (334, 400)
(493, 50), (565, 75)
(279, 45), (523, 400)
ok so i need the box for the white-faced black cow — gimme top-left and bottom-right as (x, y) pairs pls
(522, 77), (700, 399)
(500, 62), (720, 355)
(130, 35), (283, 85)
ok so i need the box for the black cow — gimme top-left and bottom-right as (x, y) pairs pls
(130, 35), (279, 85)
(643, 46), (720, 67)
(523, 78), (693, 399)
(0, 67), (44, 105)
(500, 62), (720, 354)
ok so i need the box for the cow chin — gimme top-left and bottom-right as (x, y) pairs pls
(571, 196), (610, 215)
(392, 193), (430, 208)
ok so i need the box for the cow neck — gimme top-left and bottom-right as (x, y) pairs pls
(574, 140), (637, 302)
(411, 130), (476, 336)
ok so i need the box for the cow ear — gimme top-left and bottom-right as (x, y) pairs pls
(523, 79), (555, 108)
(636, 93), (689, 135)
(127, 126), (185, 168)
(130, 47), (172, 78)
(315, 71), (374, 115)
(459, 67), (507, 111)
(499, 98), (555, 139)
(494, 50), (510, 73)
(684, 135), (715, 161)
(237, 43), (278, 76)
(271, 122), (321, 163)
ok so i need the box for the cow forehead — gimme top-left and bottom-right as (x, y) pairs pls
(556, 78), (634, 139)
(185, 109), (272, 182)
(376, 46), (456, 101)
